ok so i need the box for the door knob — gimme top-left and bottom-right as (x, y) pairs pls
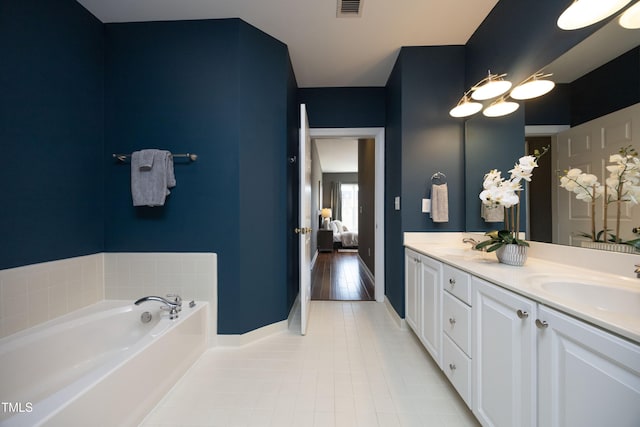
(516, 309), (529, 319)
(535, 319), (549, 329)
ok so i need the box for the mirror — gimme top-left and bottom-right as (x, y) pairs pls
(464, 15), (640, 250)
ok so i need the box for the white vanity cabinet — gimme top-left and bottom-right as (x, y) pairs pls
(404, 249), (442, 366)
(472, 277), (537, 427)
(442, 264), (473, 408)
(537, 305), (640, 427)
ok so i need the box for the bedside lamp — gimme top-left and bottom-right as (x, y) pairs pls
(321, 208), (332, 229)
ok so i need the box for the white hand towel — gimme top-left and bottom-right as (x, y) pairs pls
(481, 204), (504, 222)
(430, 183), (449, 223)
(131, 149), (176, 207)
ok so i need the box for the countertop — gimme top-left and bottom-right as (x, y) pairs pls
(405, 236), (640, 344)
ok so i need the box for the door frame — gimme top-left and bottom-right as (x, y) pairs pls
(309, 127), (385, 303)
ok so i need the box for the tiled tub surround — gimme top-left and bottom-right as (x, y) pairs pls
(0, 299), (208, 427)
(404, 232), (640, 343)
(0, 254), (104, 338)
(0, 253), (217, 343)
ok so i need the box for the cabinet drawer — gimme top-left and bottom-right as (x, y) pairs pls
(443, 264), (471, 304)
(443, 334), (472, 409)
(443, 292), (471, 357)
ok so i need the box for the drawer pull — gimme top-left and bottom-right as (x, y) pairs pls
(449, 317), (456, 326)
(448, 278), (456, 286)
(449, 363), (456, 371)
(535, 319), (549, 329)
(516, 309), (529, 319)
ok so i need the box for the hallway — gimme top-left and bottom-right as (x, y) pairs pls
(141, 301), (478, 427)
(311, 252), (375, 301)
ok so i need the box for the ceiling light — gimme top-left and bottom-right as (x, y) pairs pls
(619, 1), (640, 28)
(471, 73), (512, 101)
(483, 97), (520, 117)
(557, 0), (632, 30)
(449, 94), (483, 118)
(510, 72), (556, 100)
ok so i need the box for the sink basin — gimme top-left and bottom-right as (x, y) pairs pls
(529, 276), (640, 317)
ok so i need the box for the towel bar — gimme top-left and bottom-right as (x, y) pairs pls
(112, 153), (197, 162)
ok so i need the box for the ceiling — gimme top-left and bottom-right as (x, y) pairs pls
(75, 0), (499, 87)
(314, 139), (358, 173)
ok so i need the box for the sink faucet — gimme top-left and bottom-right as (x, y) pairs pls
(462, 237), (482, 251)
(134, 296), (179, 319)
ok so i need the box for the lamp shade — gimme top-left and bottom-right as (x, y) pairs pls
(619, 1), (640, 28)
(449, 95), (483, 118)
(557, 0), (631, 30)
(510, 74), (555, 100)
(321, 208), (332, 219)
(471, 76), (512, 101)
(483, 98), (520, 117)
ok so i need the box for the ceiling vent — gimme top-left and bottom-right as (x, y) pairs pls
(337, 0), (363, 17)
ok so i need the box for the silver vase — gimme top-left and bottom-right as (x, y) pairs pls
(495, 244), (528, 266)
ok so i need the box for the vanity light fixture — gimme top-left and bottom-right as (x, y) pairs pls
(510, 72), (556, 100)
(470, 72), (512, 101)
(482, 96), (520, 117)
(557, 0), (632, 30)
(619, 0), (640, 28)
(449, 93), (483, 118)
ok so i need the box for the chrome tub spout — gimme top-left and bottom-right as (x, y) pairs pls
(134, 296), (179, 319)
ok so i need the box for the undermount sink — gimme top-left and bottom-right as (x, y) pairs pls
(528, 276), (640, 317)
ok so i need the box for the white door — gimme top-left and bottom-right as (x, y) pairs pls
(473, 277), (537, 427)
(554, 103), (640, 246)
(298, 104), (312, 335)
(537, 305), (640, 427)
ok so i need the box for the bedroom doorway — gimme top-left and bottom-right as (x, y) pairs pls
(309, 127), (384, 303)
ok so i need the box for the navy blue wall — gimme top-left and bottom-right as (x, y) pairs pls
(384, 46), (466, 317)
(0, 0), (105, 270)
(298, 87), (386, 128)
(104, 19), (291, 334)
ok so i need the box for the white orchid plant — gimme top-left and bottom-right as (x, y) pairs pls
(559, 145), (640, 248)
(476, 147), (549, 252)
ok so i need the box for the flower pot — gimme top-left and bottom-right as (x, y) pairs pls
(495, 244), (528, 266)
(580, 241), (637, 254)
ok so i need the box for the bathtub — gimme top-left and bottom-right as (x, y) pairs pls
(0, 299), (208, 427)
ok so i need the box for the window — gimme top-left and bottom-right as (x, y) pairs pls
(340, 183), (358, 232)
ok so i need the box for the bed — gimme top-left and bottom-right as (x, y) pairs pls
(329, 220), (358, 248)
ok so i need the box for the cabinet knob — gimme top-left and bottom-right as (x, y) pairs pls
(448, 278), (456, 286)
(449, 363), (456, 371)
(449, 317), (456, 326)
(535, 319), (549, 329)
(516, 309), (529, 319)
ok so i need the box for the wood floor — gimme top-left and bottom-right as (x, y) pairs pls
(311, 251), (374, 301)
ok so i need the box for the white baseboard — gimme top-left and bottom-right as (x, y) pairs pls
(310, 250), (318, 270)
(384, 297), (406, 330)
(215, 319), (289, 347)
(357, 255), (375, 285)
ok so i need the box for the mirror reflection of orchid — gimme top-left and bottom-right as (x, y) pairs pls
(477, 147), (549, 252)
(559, 145), (640, 249)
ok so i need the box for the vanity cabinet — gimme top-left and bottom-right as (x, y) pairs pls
(442, 264), (472, 408)
(472, 277), (537, 427)
(537, 305), (640, 427)
(405, 249), (442, 367)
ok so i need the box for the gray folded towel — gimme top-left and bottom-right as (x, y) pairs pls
(430, 183), (449, 223)
(131, 149), (176, 207)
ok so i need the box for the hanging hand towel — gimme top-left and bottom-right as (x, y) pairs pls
(131, 149), (176, 207)
(481, 204), (504, 222)
(430, 183), (449, 223)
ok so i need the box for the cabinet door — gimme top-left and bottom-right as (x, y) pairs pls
(418, 255), (442, 367)
(404, 250), (419, 333)
(473, 277), (536, 427)
(537, 305), (640, 427)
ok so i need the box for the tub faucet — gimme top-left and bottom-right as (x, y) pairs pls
(167, 294), (182, 311)
(134, 296), (179, 320)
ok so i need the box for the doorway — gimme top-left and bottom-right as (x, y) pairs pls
(309, 127), (385, 302)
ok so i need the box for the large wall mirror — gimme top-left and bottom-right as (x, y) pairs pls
(465, 14), (640, 253)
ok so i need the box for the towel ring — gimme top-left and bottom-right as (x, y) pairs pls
(431, 171), (447, 185)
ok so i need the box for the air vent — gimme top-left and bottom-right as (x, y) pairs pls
(337, 0), (363, 17)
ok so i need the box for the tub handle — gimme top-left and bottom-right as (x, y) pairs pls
(167, 294), (183, 311)
(160, 305), (180, 320)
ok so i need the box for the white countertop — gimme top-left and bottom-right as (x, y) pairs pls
(404, 233), (640, 344)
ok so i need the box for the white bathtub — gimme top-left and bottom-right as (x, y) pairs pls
(0, 299), (208, 427)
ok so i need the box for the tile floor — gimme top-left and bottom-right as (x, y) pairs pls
(141, 301), (480, 427)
